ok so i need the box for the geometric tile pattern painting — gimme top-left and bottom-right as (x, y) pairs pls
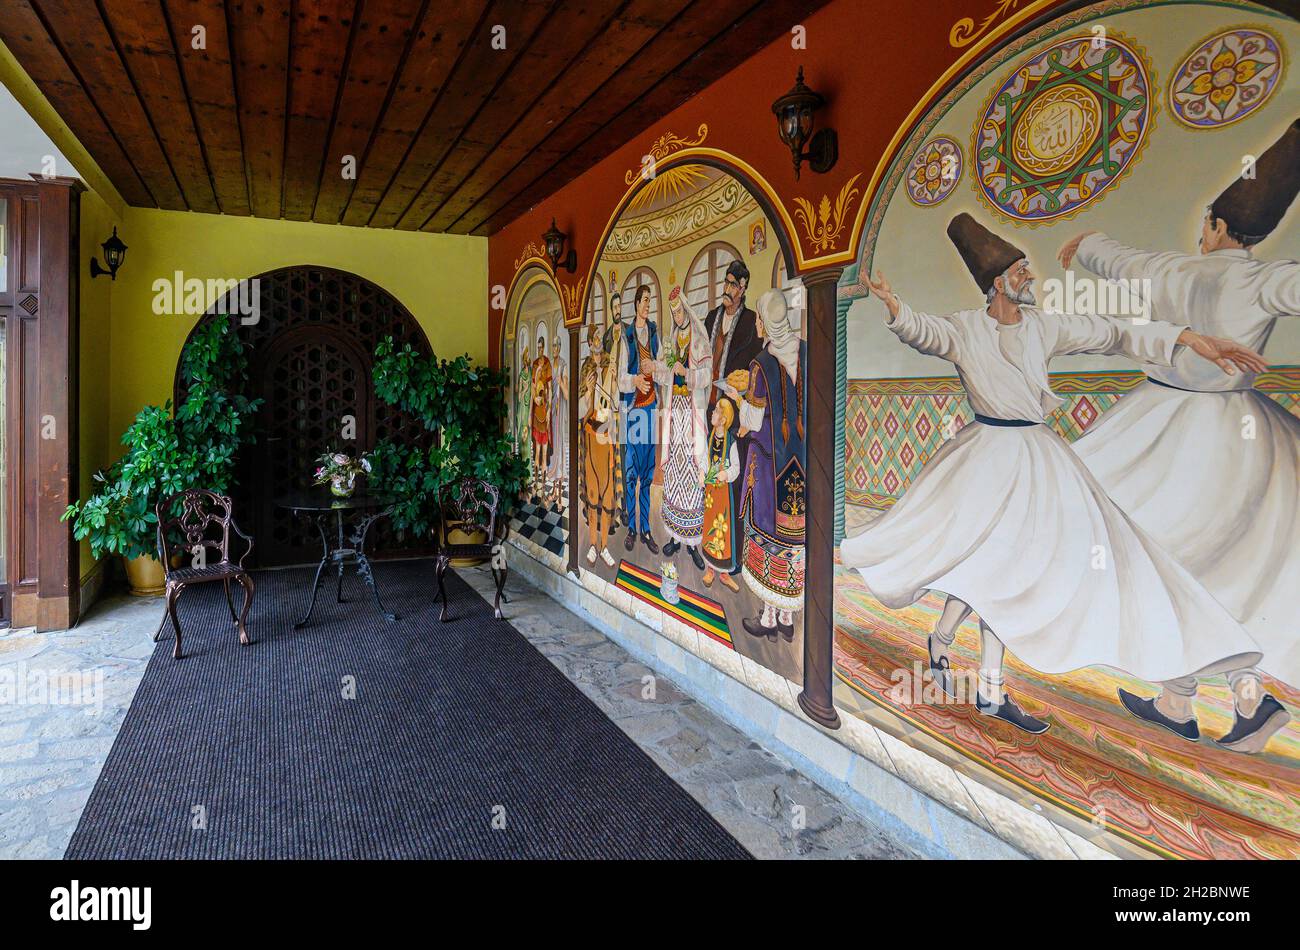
(845, 368), (1300, 509)
(511, 494), (568, 558)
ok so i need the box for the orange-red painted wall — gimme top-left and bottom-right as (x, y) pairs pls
(486, 0), (1075, 367)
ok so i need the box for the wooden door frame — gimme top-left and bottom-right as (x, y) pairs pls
(0, 175), (82, 630)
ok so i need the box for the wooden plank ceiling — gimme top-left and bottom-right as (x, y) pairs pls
(1, 0), (832, 235)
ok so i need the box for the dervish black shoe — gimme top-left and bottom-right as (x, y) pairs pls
(624, 529), (637, 552)
(641, 533), (660, 555)
(975, 691), (1049, 735)
(927, 635), (956, 699)
(662, 538), (680, 557)
(1117, 688), (1200, 741)
(742, 617), (778, 642)
(1214, 694), (1291, 754)
(688, 545), (706, 571)
(777, 620), (795, 643)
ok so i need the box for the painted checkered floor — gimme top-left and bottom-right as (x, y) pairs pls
(512, 494), (568, 557)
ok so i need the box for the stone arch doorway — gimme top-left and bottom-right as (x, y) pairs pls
(176, 265), (434, 566)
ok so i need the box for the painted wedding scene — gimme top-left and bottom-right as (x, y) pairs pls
(834, 3), (1300, 859)
(505, 164), (808, 682)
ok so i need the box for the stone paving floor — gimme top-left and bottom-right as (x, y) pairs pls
(0, 565), (921, 860)
(0, 591), (162, 859)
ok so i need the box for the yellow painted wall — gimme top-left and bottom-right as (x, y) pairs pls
(78, 189), (121, 580)
(106, 207), (488, 445)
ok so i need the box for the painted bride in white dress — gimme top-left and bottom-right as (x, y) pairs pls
(839, 212), (1268, 735)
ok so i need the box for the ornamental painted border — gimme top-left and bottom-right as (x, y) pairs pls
(1168, 24), (1286, 131)
(600, 173), (756, 262)
(852, 0), (1188, 278)
(905, 136), (964, 207)
(970, 30), (1156, 225)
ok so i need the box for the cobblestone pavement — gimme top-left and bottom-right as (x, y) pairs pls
(0, 592), (162, 859)
(1, 567), (921, 860)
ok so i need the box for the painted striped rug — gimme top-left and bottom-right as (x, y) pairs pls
(616, 561), (732, 648)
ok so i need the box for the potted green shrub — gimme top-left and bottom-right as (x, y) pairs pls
(64, 320), (261, 594)
(369, 338), (527, 564)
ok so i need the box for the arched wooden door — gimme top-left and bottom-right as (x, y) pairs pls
(177, 266), (434, 567)
(253, 326), (372, 564)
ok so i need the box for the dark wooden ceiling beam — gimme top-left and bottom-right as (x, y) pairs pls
(417, 0), (693, 233)
(28, 0), (187, 208)
(159, 0), (251, 215)
(391, 0), (627, 232)
(5, 0), (838, 233)
(336, 1), (487, 227)
(227, 0), (290, 219)
(444, 0), (759, 235)
(461, 0), (830, 235)
(99, 0), (221, 213)
(0, 1), (154, 204)
(281, 0), (356, 220)
(311, 0), (423, 224)
(362, 0), (559, 230)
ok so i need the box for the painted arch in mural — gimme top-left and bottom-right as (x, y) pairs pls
(502, 265), (570, 560)
(834, 0), (1300, 859)
(175, 265), (434, 567)
(574, 160), (806, 683)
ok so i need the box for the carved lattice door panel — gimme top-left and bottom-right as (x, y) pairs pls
(181, 266), (434, 567)
(255, 327), (370, 564)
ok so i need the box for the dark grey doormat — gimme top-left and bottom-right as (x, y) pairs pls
(65, 560), (750, 859)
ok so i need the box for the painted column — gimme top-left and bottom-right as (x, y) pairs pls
(833, 262), (858, 546)
(568, 324), (580, 575)
(798, 266), (842, 730)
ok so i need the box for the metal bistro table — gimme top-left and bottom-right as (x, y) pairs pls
(275, 489), (400, 628)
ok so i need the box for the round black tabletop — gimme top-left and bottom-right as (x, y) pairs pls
(274, 489), (394, 512)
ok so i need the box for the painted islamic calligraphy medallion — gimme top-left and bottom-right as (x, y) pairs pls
(906, 136), (963, 207)
(1169, 27), (1284, 130)
(974, 32), (1152, 223)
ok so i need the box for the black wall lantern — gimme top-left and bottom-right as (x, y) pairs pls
(771, 67), (838, 180)
(90, 226), (127, 280)
(542, 218), (577, 273)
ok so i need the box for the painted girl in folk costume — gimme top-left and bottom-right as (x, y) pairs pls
(655, 287), (714, 570)
(547, 340), (570, 489)
(531, 334), (553, 486)
(700, 396), (742, 592)
(723, 289), (807, 644)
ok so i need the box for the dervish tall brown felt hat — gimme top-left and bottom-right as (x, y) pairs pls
(947, 212), (1026, 293)
(1211, 119), (1300, 243)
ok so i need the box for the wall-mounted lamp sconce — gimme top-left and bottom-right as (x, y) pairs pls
(771, 67), (838, 180)
(89, 226), (127, 280)
(542, 218), (577, 273)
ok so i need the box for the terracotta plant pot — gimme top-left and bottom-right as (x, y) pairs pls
(446, 524), (490, 567)
(125, 553), (165, 597)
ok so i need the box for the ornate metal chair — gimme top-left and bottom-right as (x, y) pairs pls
(434, 478), (509, 622)
(154, 488), (255, 659)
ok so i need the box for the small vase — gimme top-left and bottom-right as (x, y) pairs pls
(660, 577), (680, 604)
(330, 473), (356, 498)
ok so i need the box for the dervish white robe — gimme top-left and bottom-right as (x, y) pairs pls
(1071, 234), (1300, 687)
(838, 301), (1262, 681)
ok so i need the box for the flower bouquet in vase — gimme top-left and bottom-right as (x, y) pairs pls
(314, 451), (372, 498)
(659, 561), (680, 604)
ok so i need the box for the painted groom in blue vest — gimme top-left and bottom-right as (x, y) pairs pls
(617, 284), (661, 554)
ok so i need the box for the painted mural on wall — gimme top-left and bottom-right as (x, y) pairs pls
(574, 164), (805, 681)
(834, 0), (1300, 859)
(503, 271), (569, 560)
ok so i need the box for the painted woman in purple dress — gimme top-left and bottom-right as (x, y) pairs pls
(722, 289), (806, 644)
